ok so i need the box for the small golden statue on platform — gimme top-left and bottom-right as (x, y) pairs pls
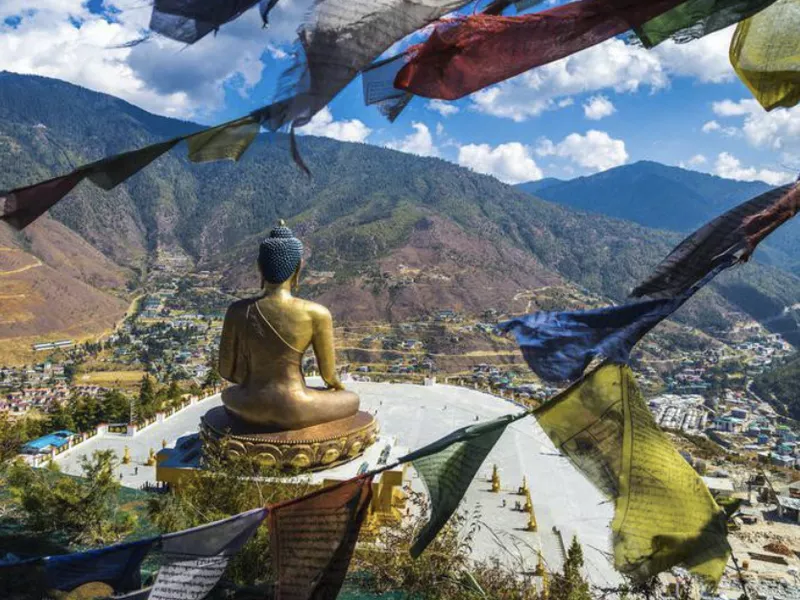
(491, 464), (501, 492)
(526, 509), (538, 532)
(523, 489), (533, 514)
(201, 221), (378, 471)
(121, 446), (131, 465)
(518, 475), (529, 496)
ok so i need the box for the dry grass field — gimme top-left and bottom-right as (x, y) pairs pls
(78, 370), (146, 389)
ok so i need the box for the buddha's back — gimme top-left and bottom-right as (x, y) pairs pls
(218, 222), (359, 431)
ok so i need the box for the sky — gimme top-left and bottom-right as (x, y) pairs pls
(1, 0), (799, 186)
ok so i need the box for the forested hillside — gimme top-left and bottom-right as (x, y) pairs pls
(2, 71), (800, 339)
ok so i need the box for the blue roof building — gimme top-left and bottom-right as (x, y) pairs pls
(22, 430), (75, 455)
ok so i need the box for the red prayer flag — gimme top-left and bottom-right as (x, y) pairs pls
(744, 181), (800, 251)
(395, 0), (689, 100)
(269, 476), (373, 600)
(0, 171), (86, 229)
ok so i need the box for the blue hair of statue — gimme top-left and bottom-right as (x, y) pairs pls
(258, 224), (303, 284)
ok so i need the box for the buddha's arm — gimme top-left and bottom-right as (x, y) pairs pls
(311, 306), (344, 390)
(218, 305), (246, 384)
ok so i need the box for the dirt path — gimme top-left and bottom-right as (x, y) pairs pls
(0, 247), (42, 275)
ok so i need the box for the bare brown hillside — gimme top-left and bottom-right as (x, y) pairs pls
(0, 219), (130, 364)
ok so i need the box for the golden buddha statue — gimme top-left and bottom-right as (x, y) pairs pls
(217, 221), (360, 430)
(200, 222), (376, 471)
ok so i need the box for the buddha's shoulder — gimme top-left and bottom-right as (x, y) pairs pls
(225, 297), (260, 317)
(294, 298), (332, 320)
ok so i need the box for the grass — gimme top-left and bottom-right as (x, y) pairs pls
(78, 370), (145, 388)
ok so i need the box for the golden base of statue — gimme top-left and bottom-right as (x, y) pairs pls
(200, 406), (379, 472)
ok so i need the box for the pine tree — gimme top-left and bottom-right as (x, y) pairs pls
(550, 536), (592, 600)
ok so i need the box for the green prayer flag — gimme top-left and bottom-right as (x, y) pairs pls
(533, 363), (730, 584)
(404, 414), (524, 558)
(86, 139), (181, 190)
(730, 0), (800, 110)
(635, 0), (778, 48)
(186, 116), (261, 163)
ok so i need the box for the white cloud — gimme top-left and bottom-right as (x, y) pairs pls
(537, 130), (628, 172)
(713, 152), (794, 185)
(469, 28), (735, 123)
(687, 154), (707, 167)
(0, 0), (307, 119)
(386, 122), (439, 157)
(712, 98), (757, 117)
(427, 99), (459, 117)
(298, 107), (371, 143)
(701, 120), (738, 136)
(583, 95), (616, 120)
(457, 142), (542, 184)
(651, 27), (735, 84)
(470, 37), (666, 122)
(712, 98), (800, 151)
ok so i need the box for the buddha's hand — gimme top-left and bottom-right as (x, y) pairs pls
(328, 379), (346, 391)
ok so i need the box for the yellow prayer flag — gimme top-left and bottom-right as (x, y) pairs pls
(730, 0), (800, 110)
(186, 116), (261, 163)
(534, 364), (730, 584)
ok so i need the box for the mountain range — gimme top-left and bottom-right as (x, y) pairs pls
(517, 163), (800, 273)
(2, 71), (800, 362)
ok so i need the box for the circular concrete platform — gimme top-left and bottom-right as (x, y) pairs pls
(200, 406), (379, 471)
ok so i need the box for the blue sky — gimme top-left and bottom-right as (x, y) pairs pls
(1, 0), (799, 185)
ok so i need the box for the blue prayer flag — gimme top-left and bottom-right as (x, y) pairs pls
(44, 537), (155, 593)
(500, 257), (734, 382)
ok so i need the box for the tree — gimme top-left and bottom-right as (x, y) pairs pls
(72, 394), (100, 432)
(137, 374), (157, 420)
(167, 379), (182, 403)
(204, 368), (222, 392)
(0, 413), (27, 466)
(549, 536), (592, 600)
(63, 363), (77, 384)
(7, 450), (136, 545)
(47, 403), (75, 432)
(102, 389), (131, 424)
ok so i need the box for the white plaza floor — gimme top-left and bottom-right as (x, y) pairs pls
(53, 380), (620, 587)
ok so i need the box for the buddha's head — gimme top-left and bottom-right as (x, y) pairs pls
(258, 220), (303, 289)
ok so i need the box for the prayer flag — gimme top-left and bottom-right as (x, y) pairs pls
(499, 257), (732, 383)
(43, 537), (155, 593)
(111, 588), (153, 599)
(731, 0), (800, 110)
(259, 0), (281, 25)
(150, 0), (261, 44)
(743, 179), (800, 247)
(0, 171), (86, 230)
(264, 0), (472, 134)
(631, 183), (798, 298)
(148, 508), (267, 600)
(394, 0), (688, 100)
(400, 414), (524, 558)
(270, 476), (374, 600)
(635, 0), (778, 47)
(499, 297), (684, 383)
(149, 10), (216, 44)
(186, 117), (261, 163)
(0, 558), (45, 598)
(361, 54), (415, 122)
(154, 0), (259, 23)
(533, 364), (730, 583)
(87, 140), (181, 190)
